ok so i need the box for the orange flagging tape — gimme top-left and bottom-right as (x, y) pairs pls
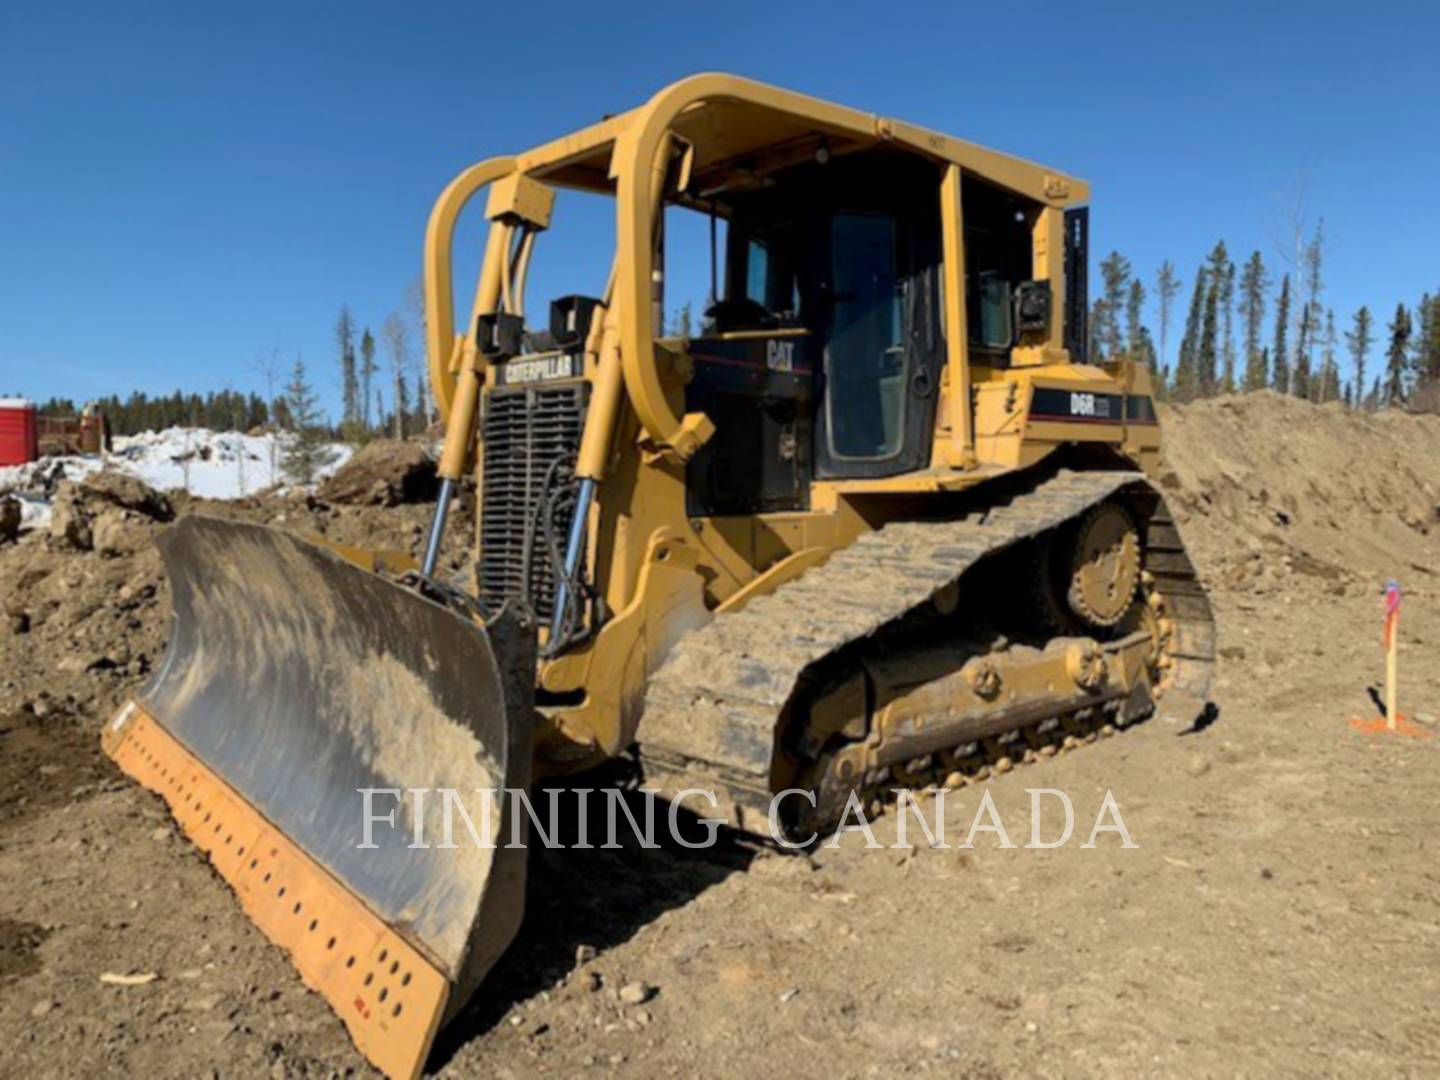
(1348, 715), (1431, 739)
(103, 701), (450, 1080)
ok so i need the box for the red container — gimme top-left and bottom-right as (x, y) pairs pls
(0, 398), (40, 466)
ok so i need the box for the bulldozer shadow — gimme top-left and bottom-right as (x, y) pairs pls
(429, 762), (758, 1068)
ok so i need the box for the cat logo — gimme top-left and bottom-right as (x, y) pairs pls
(766, 339), (795, 372)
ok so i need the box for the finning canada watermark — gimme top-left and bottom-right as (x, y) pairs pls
(356, 786), (1137, 851)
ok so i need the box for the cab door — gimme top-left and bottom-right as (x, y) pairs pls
(815, 204), (940, 479)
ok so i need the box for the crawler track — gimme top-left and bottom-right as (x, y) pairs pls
(638, 469), (1215, 837)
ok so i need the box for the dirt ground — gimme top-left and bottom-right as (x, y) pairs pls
(2, 394), (1438, 1078)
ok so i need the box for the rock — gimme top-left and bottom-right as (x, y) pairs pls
(81, 471), (174, 521)
(1186, 756), (1211, 778)
(574, 944), (596, 965)
(49, 485), (92, 551)
(778, 987), (800, 1003)
(0, 496), (20, 543)
(91, 510), (153, 557)
(30, 1000), (55, 1018)
(183, 993), (224, 1012)
(99, 971), (159, 986)
(581, 971), (602, 993)
(317, 441), (436, 506)
(618, 980), (654, 1006)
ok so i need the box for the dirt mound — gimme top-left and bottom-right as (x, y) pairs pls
(44, 471), (175, 554)
(1159, 392), (1440, 596)
(0, 487), (475, 730)
(316, 438), (437, 506)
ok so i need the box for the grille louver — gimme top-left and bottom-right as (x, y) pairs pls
(478, 383), (588, 621)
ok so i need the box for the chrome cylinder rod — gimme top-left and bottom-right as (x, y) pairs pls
(421, 477), (456, 579)
(548, 477), (597, 645)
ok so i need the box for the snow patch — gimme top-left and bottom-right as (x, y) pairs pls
(0, 427), (351, 531)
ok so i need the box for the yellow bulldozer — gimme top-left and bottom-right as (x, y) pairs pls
(102, 74), (1214, 1078)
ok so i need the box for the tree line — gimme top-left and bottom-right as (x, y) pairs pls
(1090, 224), (1440, 411)
(36, 389), (277, 436)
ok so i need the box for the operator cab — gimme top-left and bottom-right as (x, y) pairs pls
(681, 148), (1054, 516)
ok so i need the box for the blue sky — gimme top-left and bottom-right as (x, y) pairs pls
(3, 1), (1437, 415)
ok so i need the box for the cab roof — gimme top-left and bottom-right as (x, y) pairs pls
(507, 73), (1088, 208)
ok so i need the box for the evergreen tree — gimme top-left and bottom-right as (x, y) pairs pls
(1136, 325), (1158, 379)
(1346, 307), (1373, 411)
(1383, 303), (1412, 406)
(1096, 252), (1132, 360)
(1220, 262), (1237, 391)
(1238, 251), (1269, 391)
(1125, 278), (1148, 368)
(336, 305), (359, 429)
(1415, 293), (1440, 390)
(1293, 300), (1312, 400)
(1174, 270), (1206, 401)
(280, 356), (338, 484)
(1155, 262), (1180, 381)
(360, 327), (378, 431)
(1271, 275), (1291, 393)
(1195, 241), (1229, 395)
(1197, 265), (1220, 396)
(1087, 299), (1104, 362)
(1319, 308), (1340, 403)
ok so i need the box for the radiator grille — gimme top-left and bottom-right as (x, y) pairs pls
(478, 382), (588, 621)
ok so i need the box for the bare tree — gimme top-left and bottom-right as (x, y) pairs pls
(1270, 172), (1312, 390)
(1302, 219), (1326, 401)
(381, 313), (410, 439)
(253, 347), (284, 487)
(404, 275), (433, 430)
(1155, 262), (1180, 385)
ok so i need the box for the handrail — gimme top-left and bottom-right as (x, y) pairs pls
(423, 156), (517, 421)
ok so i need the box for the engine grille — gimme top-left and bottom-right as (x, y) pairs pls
(478, 382), (588, 621)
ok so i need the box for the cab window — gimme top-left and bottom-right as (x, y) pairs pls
(824, 212), (906, 461)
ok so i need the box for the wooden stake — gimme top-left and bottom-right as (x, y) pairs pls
(1386, 628), (1398, 732)
(1384, 580), (1401, 732)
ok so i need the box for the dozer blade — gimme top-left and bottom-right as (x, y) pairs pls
(102, 516), (534, 1080)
